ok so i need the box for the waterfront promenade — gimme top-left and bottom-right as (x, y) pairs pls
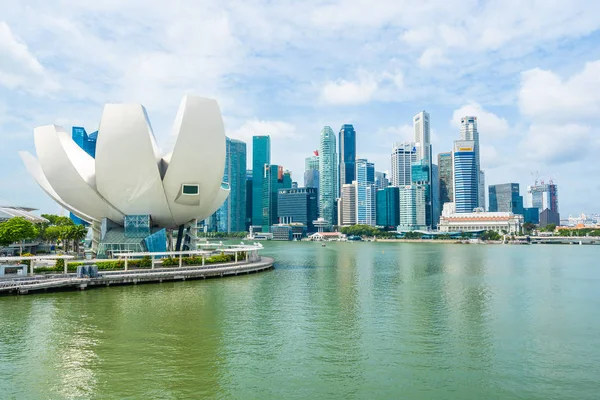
(0, 256), (274, 295)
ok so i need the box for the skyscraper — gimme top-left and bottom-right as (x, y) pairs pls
(305, 151), (319, 172)
(411, 158), (433, 228)
(376, 186), (400, 228)
(438, 152), (453, 206)
(277, 187), (319, 232)
(489, 183), (524, 215)
(215, 137), (247, 232)
(319, 126), (337, 226)
(391, 142), (417, 187)
(252, 136), (270, 227)
(374, 171), (389, 189)
(340, 182), (357, 226)
(262, 164), (283, 231)
(399, 185), (427, 231)
(245, 169), (253, 231)
(413, 111), (430, 162)
(304, 169), (319, 189)
(460, 116), (484, 208)
(527, 183), (559, 213)
(70, 126), (97, 225)
(453, 140), (478, 213)
(339, 124), (356, 192)
(356, 159), (376, 226)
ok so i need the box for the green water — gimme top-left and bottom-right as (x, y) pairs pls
(1, 242), (599, 399)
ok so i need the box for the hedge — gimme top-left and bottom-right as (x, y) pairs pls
(36, 254), (237, 273)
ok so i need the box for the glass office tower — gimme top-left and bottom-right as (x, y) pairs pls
(252, 136), (271, 226)
(453, 140), (478, 213)
(339, 124), (356, 193)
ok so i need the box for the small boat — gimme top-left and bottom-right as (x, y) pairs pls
(321, 243), (326, 247)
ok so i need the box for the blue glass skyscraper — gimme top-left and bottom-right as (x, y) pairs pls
(356, 158), (376, 226)
(215, 137), (247, 232)
(339, 124), (356, 194)
(252, 136), (271, 227)
(70, 127), (97, 225)
(376, 187), (399, 228)
(453, 140), (478, 213)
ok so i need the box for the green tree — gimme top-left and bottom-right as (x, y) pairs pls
(522, 222), (536, 235)
(543, 223), (557, 233)
(481, 230), (501, 241)
(69, 225), (88, 254)
(0, 217), (38, 255)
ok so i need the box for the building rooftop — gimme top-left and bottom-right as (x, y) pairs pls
(0, 207), (48, 223)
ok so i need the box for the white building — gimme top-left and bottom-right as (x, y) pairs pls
(340, 182), (357, 226)
(459, 116), (485, 209)
(438, 211), (523, 234)
(390, 142), (416, 187)
(398, 185), (427, 231)
(413, 111), (430, 162)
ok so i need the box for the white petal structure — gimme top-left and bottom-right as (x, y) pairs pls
(21, 95), (230, 229)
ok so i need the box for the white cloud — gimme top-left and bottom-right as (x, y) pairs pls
(320, 70), (403, 105)
(321, 75), (379, 105)
(418, 48), (448, 68)
(229, 119), (298, 144)
(451, 102), (510, 138)
(377, 124), (413, 143)
(519, 61), (600, 121)
(0, 21), (58, 93)
(519, 124), (592, 164)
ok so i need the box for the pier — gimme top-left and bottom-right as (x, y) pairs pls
(0, 244), (274, 296)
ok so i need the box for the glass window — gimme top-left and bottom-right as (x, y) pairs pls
(182, 184), (199, 195)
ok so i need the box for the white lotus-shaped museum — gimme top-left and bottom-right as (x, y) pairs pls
(19, 95), (229, 228)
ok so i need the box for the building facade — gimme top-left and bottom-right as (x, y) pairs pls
(391, 142), (417, 187)
(413, 111), (430, 163)
(277, 187), (319, 232)
(356, 159), (376, 226)
(459, 116), (484, 209)
(488, 183), (524, 215)
(453, 140), (478, 213)
(399, 185), (427, 231)
(438, 211), (523, 234)
(340, 182), (357, 226)
(527, 183), (559, 213)
(245, 169), (253, 231)
(375, 171), (389, 189)
(438, 152), (453, 206)
(338, 124), (356, 193)
(214, 137), (247, 232)
(252, 136), (271, 226)
(376, 186), (400, 228)
(319, 126), (337, 226)
(262, 164), (284, 231)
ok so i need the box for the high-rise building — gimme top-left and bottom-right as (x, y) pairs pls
(70, 127), (97, 225)
(527, 183), (559, 213)
(376, 186), (400, 228)
(374, 171), (389, 189)
(356, 159), (376, 226)
(304, 169), (319, 189)
(391, 142), (417, 187)
(339, 124), (356, 192)
(245, 169), (253, 231)
(72, 127), (98, 158)
(214, 137), (247, 232)
(431, 163), (441, 228)
(319, 126), (337, 226)
(252, 136), (271, 226)
(305, 151), (319, 172)
(283, 170), (293, 189)
(399, 185), (427, 231)
(438, 152), (453, 206)
(262, 164), (284, 231)
(411, 158), (433, 228)
(340, 182), (357, 226)
(277, 187), (319, 232)
(489, 183), (524, 215)
(479, 170), (486, 210)
(453, 140), (478, 213)
(413, 111), (430, 162)
(460, 116), (483, 208)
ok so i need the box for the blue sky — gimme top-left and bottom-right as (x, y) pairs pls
(1, 0), (600, 217)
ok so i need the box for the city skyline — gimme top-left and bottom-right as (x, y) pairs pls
(2, 1), (600, 216)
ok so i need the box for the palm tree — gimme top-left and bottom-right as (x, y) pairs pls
(70, 225), (88, 255)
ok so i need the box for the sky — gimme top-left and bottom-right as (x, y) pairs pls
(1, 0), (600, 217)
